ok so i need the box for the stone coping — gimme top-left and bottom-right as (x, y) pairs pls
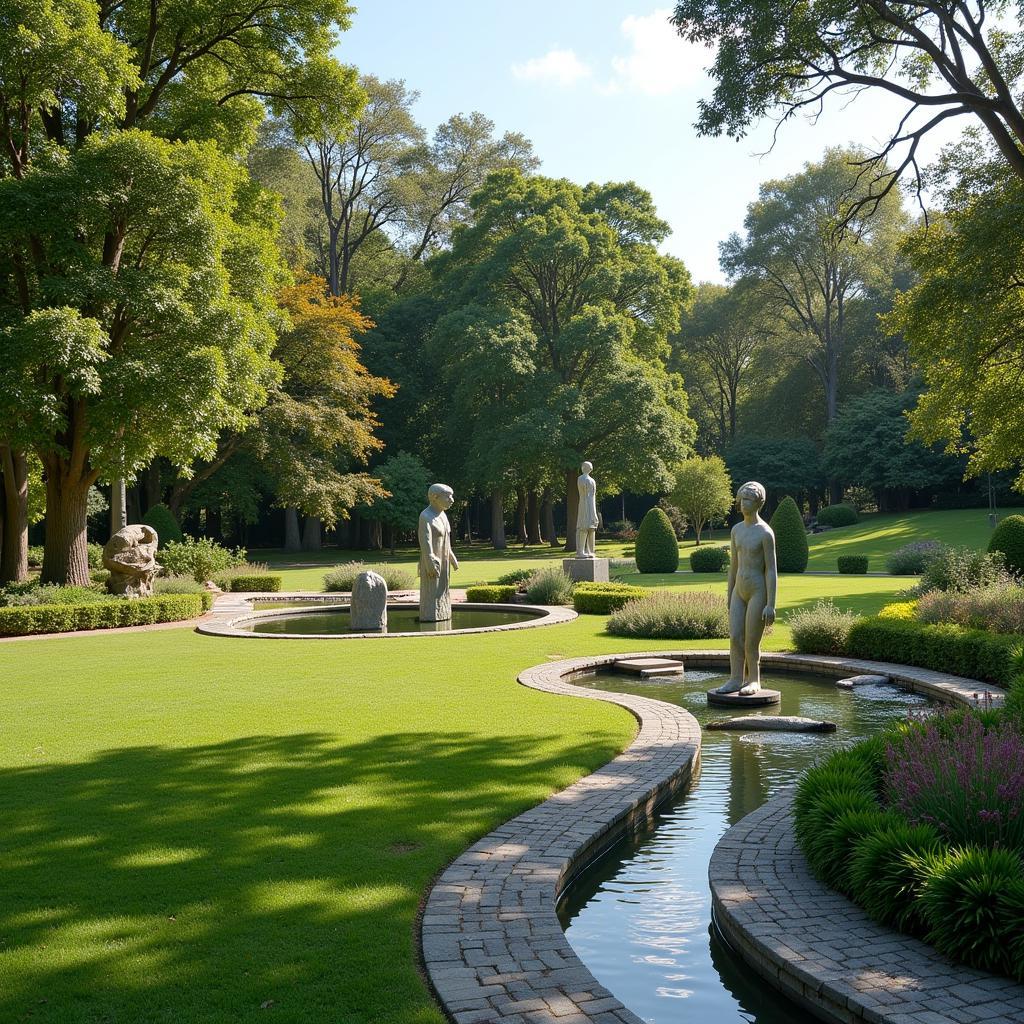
(196, 596), (576, 639)
(710, 666), (1018, 1024)
(421, 651), (1007, 1024)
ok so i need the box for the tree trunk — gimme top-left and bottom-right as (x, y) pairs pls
(541, 488), (558, 547)
(564, 468), (578, 553)
(515, 486), (527, 544)
(302, 515), (321, 551)
(284, 507), (301, 551)
(41, 463), (92, 586)
(368, 518), (382, 551)
(490, 488), (506, 550)
(0, 446), (29, 584)
(110, 478), (127, 536)
(527, 489), (542, 545)
(388, 522), (396, 555)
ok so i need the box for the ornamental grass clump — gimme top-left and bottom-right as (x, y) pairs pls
(607, 590), (727, 640)
(787, 599), (858, 655)
(919, 545), (1013, 594)
(916, 582), (1024, 635)
(885, 714), (1024, 852)
(886, 540), (944, 575)
(323, 562), (414, 592)
(524, 566), (574, 605)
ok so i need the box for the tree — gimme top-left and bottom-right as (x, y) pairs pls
(670, 0), (1024, 200)
(721, 148), (909, 499)
(888, 149), (1024, 490)
(431, 170), (696, 550)
(671, 455), (733, 545)
(362, 452), (432, 553)
(725, 437), (824, 511)
(823, 389), (963, 510)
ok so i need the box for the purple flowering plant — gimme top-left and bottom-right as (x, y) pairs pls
(885, 712), (1024, 851)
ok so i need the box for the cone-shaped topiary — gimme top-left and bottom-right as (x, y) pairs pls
(141, 502), (183, 546)
(988, 514), (1024, 576)
(635, 507), (680, 573)
(770, 495), (808, 572)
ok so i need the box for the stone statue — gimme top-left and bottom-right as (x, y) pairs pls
(418, 483), (459, 622)
(713, 481), (777, 697)
(103, 524), (160, 598)
(576, 461), (599, 558)
(351, 570), (388, 631)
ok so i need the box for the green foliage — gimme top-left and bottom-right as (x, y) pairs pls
(846, 617), (1024, 685)
(141, 504), (183, 546)
(0, 582), (107, 607)
(524, 566), (574, 605)
(217, 574), (282, 593)
(635, 508), (680, 574)
(495, 568), (534, 589)
(917, 584), (1024, 635)
(322, 562), (414, 592)
(670, 456), (732, 544)
(26, 545), (43, 568)
(816, 504), (859, 528)
(362, 452), (432, 537)
(87, 542), (104, 569)
(796, 788), (880, 888)
(572, 582), (648, 615)
(837, 555), (869, 574)
(153, 576), (206, 595)
(0, 593), (208, 636)
(159, 537), (247, 583)
(725, 438), (823, 507)
(465, 585), (516, 603)
(886, 541), (944, 575)
(787, 599), (859, 655)
(920, 546), (1012, 594)
(989, 515), (1024, 576)
(607, 590), (729, 640)
(769, 496), (808, 572)
(689, 545), (730, 572)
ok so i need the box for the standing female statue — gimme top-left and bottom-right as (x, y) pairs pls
(576, 461), (599, 558)
(418, 483), (459, 622)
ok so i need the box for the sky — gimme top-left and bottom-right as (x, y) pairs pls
(336, 1), (967, 283)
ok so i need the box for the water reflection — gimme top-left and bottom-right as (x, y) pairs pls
(558, 668), (928, 1024)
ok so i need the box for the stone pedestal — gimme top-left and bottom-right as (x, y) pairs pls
(706, 688), (781, 708)
(561, 557), (609, 583)
(351, 570), (388, 631)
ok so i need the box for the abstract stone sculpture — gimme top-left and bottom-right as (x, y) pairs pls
(418, 483), (459, 622)
(103, 524), (160, 598)
(350, 570), (388, 631)
(713, 481), (778, 697)
(575, 460), (599, 558)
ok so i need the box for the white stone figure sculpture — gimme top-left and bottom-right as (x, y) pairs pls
(103, 524), (160, 598)
(418, 483), (459, 622)
(713, 481), (778, 696)
(351, 570), (388, 631)
(576, 461), (599, 558)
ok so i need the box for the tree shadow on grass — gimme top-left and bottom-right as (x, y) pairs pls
(0, 730), (616, 1024)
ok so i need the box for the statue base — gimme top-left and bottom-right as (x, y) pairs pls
(562, 557), (609, 583)
(706, 688), (781, 708)
(615, 657), (685, 678)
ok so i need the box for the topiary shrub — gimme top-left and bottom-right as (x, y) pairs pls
(837, 554), (869, 574)
(816, 503), (859, 528)
(524, 566), (574, 605)
(769, 496), (808, 572)
(465, 585), (516, 603)
(572, 582), (648, 614)
(141, 503), (184, 546)
(989, 514), (1024, 576)
(607, 590), (729, 639)
(689, 545), (729, 573)
(787, 599), (859, 655)
(634, 507), (680, 574)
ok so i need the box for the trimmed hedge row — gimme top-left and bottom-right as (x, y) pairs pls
(845, 616), (1024, 685)
(0, 593), (212, 637)
(837, 554), (869, 574)
(219, 574), (282, 593)
(572, 582), (648, 615)
(465, 585), (517, 603)
(689, 545), (729, 572)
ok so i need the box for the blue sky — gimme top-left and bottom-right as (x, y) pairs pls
(338, 2), (965, 283)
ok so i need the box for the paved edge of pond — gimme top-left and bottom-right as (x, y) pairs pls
(710, 666), (1024, 1024)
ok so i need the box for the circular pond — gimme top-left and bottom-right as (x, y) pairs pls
(558, 666), (931, 1024)
(198, 600), (576, 638)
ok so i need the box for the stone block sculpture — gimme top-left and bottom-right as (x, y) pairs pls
(351, 570), (388, 631)
(712, 481), (778, 697)
(103, 524), (160, 598)
(418, 483), (459, 622)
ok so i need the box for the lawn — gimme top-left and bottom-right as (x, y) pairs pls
(254, 507), (1001, 590)
(0, 569), (908, 1023)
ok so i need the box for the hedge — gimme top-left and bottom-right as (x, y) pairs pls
(770, 496), (808, 572)
(465, 585), (516, 603)
(0, 593), (212, 637)
(816, 503), (859, 528)
(635, 507), (680, 574)
(845, 616), (1024, 685)
(572, 582), (648, 615)
(689, 545), (730, 573)
(837, 554), (869, 574)
(219, 574), (282, 593)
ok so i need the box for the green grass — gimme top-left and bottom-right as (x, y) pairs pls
(0, 561), (909, 1024)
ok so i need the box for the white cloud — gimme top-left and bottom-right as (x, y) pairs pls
(511, 48), (592, 86)
(605, 8), (712, 96)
